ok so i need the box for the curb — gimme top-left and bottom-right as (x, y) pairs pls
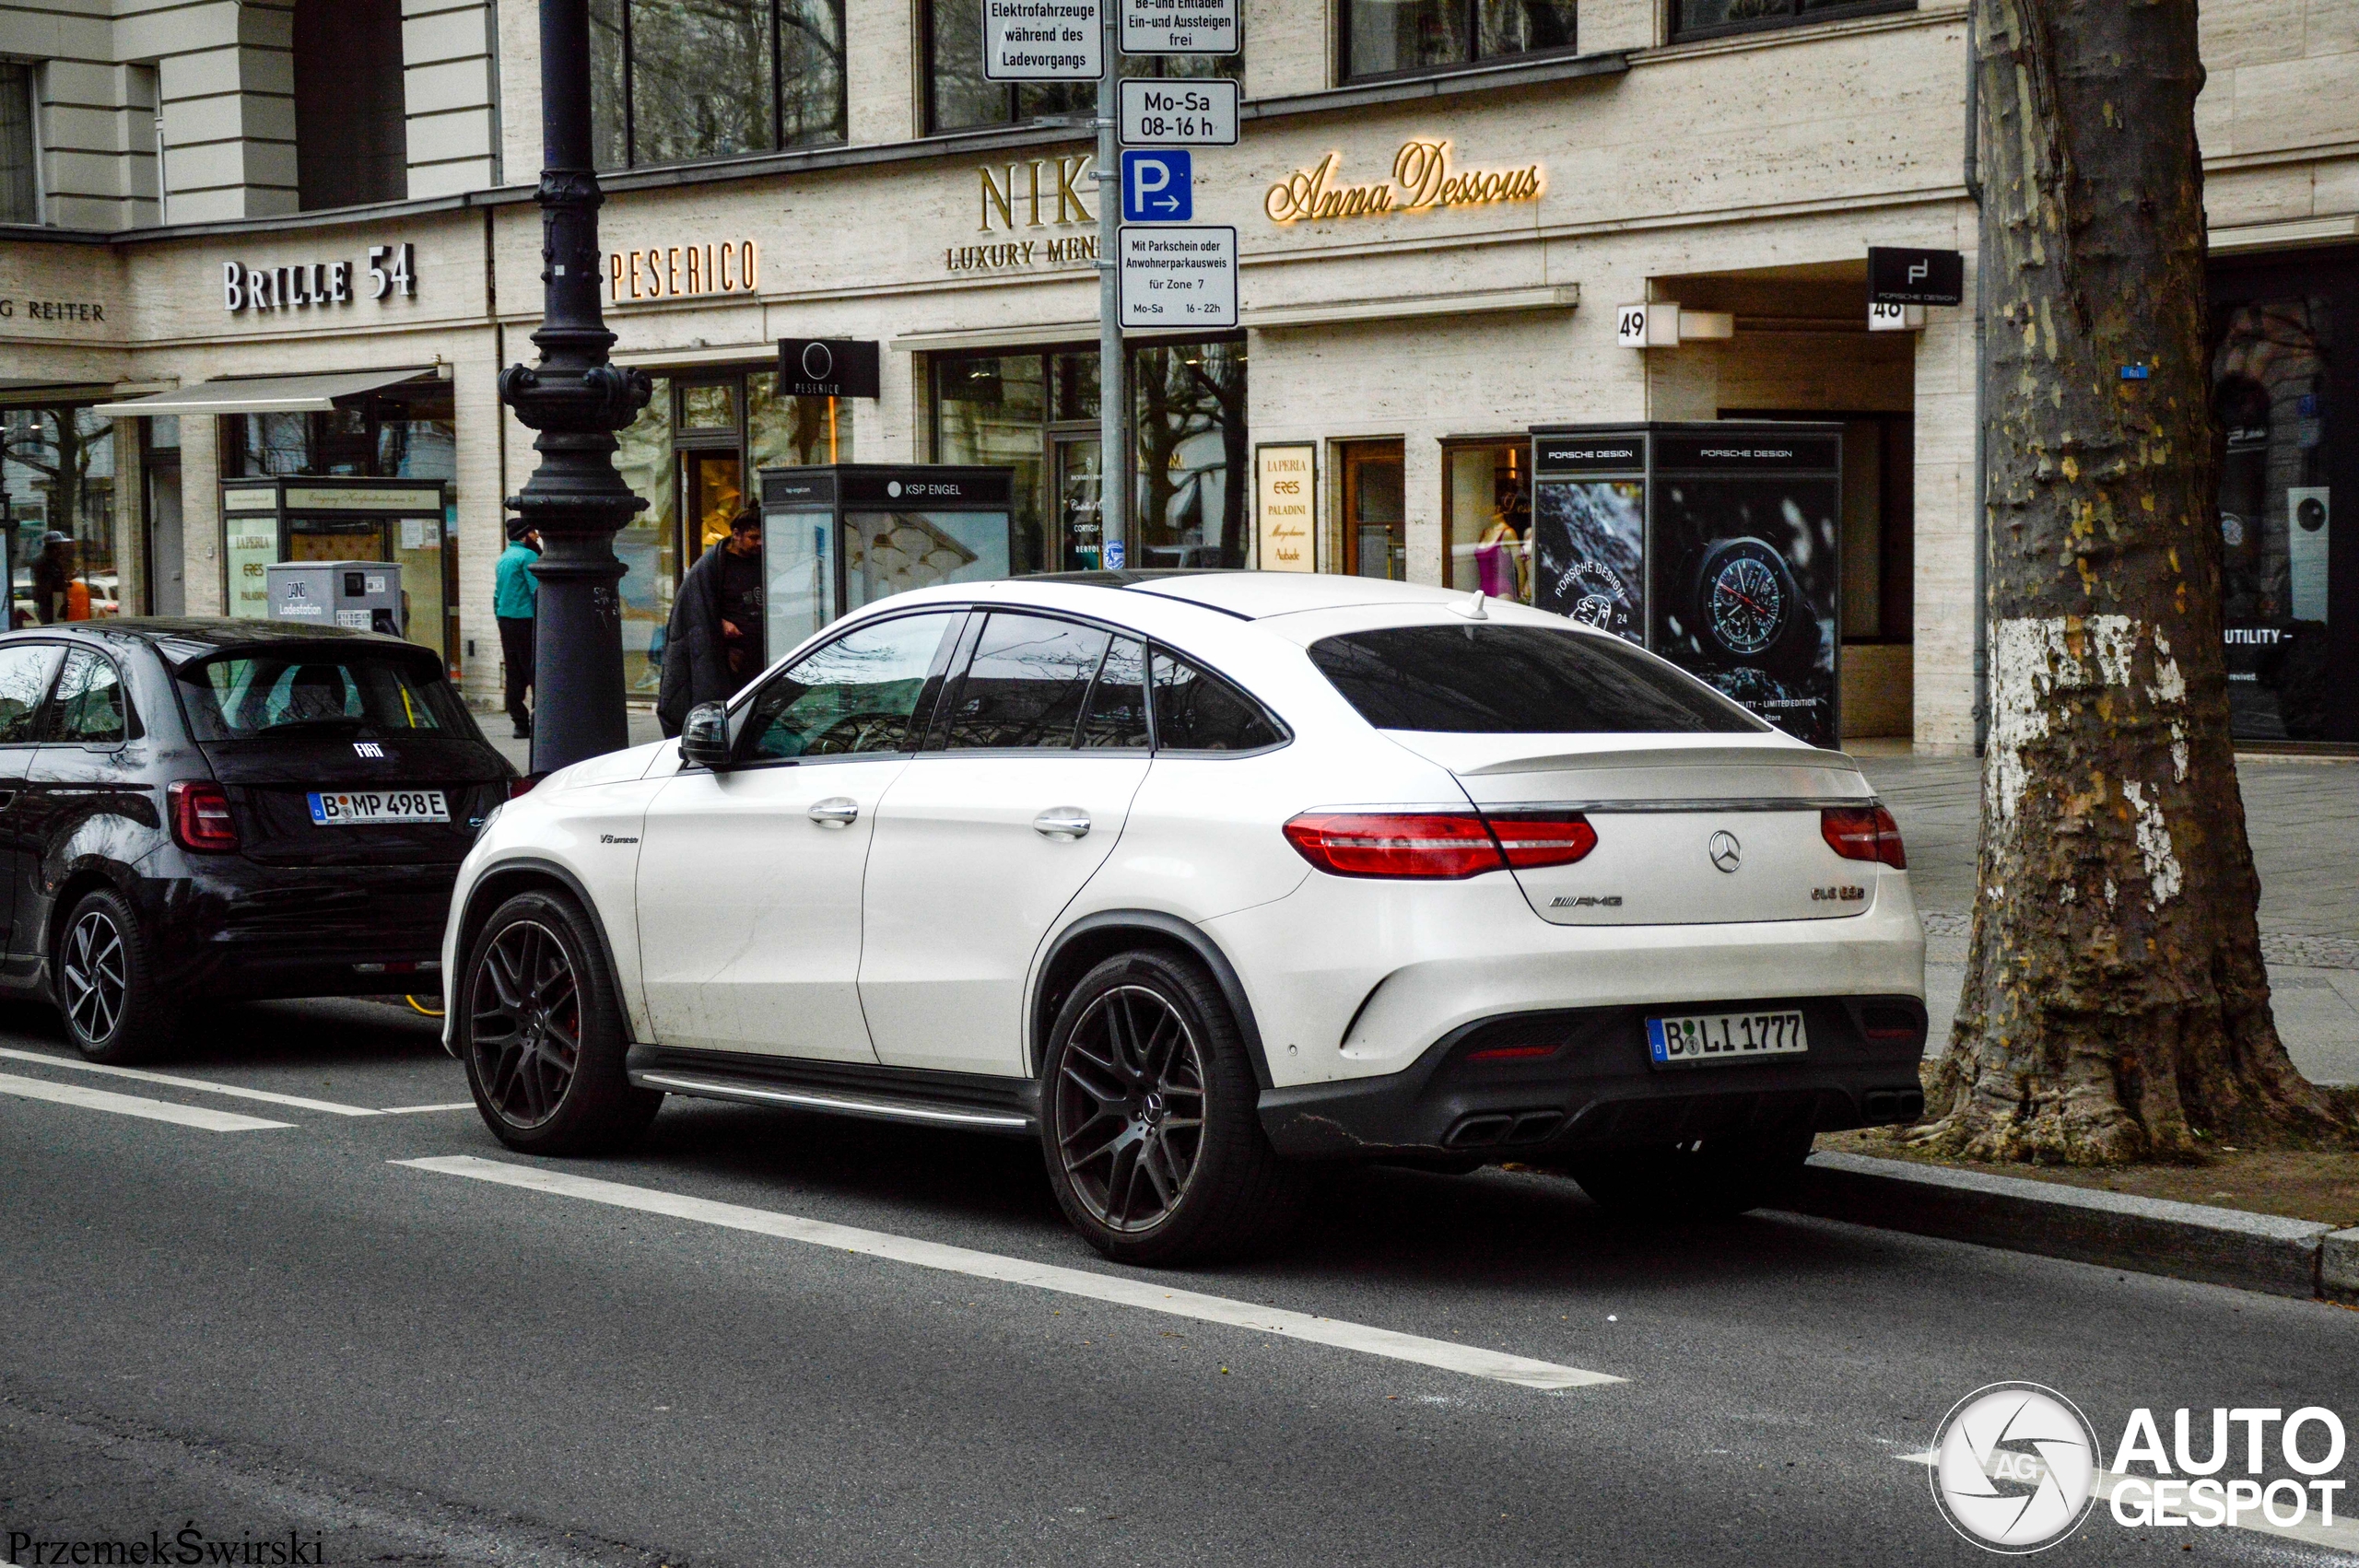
(1782, 1150), (2359, 1302)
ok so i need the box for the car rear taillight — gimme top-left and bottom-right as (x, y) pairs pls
(1483, 813), (1599, 869)
(168, 781), (239, 852)
(1822, 805), (1907, 870)
(509, 773), (546, 800)
(1284, 813), (1506, 879)
(1282, 809), (1599, 880)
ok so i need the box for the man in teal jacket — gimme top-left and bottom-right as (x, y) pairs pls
(493, 521), (540, 739)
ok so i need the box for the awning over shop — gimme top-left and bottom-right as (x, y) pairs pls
(88, 368), (440, 417)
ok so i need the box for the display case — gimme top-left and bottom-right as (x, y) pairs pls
(1529, 422), (1843, 747)
(757, 463), (1016, 658)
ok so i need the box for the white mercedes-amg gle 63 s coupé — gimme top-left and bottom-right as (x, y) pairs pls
(443, 571), (1926, 1264)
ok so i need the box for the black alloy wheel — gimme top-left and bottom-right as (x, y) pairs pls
(1040, 949), (1309, 1265)
(56, 888), (175, 1064)
(1054, 984), (1209, 1235)
(469, 918), (581, 1129)
(461, 890), (660, 1155)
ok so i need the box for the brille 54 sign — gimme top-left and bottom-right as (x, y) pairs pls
(223, 244), (416, 313)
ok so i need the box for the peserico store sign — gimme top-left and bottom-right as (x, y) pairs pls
(609, 239), (760, 303)
(223, 243), (417, 313)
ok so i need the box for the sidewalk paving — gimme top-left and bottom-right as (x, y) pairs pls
(1857, 752), (2359, 1085)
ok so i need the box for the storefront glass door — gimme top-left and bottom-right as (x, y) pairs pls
(1054, 437), (1104, 570)
(683, 451), (745, 567)
(1342, 440), (1405, 579)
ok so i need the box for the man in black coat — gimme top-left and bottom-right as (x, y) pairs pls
(656, 507), (766, 736)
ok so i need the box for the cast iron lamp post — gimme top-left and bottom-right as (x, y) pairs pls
(498, 0), (651, 774)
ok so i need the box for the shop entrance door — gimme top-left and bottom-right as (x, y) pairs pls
(1342, 440), (1405, 579)
(1052, 436), (1105, 570)
(145, 450), (184, 616)
(682, 451), (745, 568)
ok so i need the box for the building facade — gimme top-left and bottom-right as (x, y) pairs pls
(0, 0), (2352, 750)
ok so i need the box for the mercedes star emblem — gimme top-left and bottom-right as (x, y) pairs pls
(1708, 830), (1743, 873)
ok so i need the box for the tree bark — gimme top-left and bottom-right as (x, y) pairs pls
(1919, 0), (2344, 1164)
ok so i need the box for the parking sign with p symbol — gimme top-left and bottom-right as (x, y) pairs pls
(1121, 149), (1193, 223)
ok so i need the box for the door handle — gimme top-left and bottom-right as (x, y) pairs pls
(807, 797), (859, 828)
(1033, 806), (1091, 840)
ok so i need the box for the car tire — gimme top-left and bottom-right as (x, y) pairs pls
(1567, 1127), (1814, 1220)
(458, 889), (661, 1156)
(1040, 949), (1307, 1266)
(55, 887), (177, 1065)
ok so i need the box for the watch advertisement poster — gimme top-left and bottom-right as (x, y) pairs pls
(1649, 427), (1842, 749)
(1531, 480), (1646, 642)
(1528, 423), (1842, 748)
(1530, 430), (1648, 643)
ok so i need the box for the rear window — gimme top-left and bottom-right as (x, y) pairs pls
(1308, 624), (1764, 734)
(177, 649), (471, 742)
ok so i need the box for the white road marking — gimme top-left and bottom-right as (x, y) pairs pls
(397, 1155), (1624, 1392)
(1898, 1451), (2359, 1554)
(0, 1046), (381, 1116)
(0, 1071), (293, 1131)
(378, 1103), (478, 1115)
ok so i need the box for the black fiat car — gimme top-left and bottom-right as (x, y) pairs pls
(0, 620), (514, 1061)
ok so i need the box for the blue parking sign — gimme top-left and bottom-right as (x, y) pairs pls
(1120, 149), (1192, 222)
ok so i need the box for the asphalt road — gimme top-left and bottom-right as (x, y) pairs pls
(3, 997), (2356, 1567)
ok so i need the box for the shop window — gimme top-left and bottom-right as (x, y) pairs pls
(1443, 440), (1531, 596)
(1342, 0), (1577, 83)
(224, 388), (457, 484)
(1, 405), (117, 624)
(591, 0), (846, 169)
(932, 341), (1248, 574)
(937, 353), (1051, 571)
(0, 61), (39, 224)
(1670, 0), (1914, 44)
(293, 0), (407, 208)
(615, 376), (678, 699)
(609, 368), (852, 699)
(1341, 440), (1405, 579)
(925, 3), (1239, 134)
(2211, 266), (2345, 744)
(1134, 342), (1247, 568)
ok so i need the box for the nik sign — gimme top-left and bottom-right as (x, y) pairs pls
(1121, 149), (1192, 222)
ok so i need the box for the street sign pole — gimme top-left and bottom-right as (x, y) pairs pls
(1096, 16), (1127, 570)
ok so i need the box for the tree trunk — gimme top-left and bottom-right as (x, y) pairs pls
(1919, 0), (2344, 1164)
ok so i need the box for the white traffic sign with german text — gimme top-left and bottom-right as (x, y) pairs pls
(1119, 225), (1237, 330)
(1121, 0), (1238, 53)
(984, 0), (1103, 80)
(1118, 78), (1239, 146)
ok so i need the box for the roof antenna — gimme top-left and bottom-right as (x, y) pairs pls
(1454, 590), (1490, 621)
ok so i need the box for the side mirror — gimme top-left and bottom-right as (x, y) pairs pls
(679, 702), (734, 771)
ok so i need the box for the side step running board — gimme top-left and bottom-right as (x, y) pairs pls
(624, 1050), (1039, 1137)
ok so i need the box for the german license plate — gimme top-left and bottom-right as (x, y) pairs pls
(1647, 1010), (1808, 1066)
(308, 789), (449, 825)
